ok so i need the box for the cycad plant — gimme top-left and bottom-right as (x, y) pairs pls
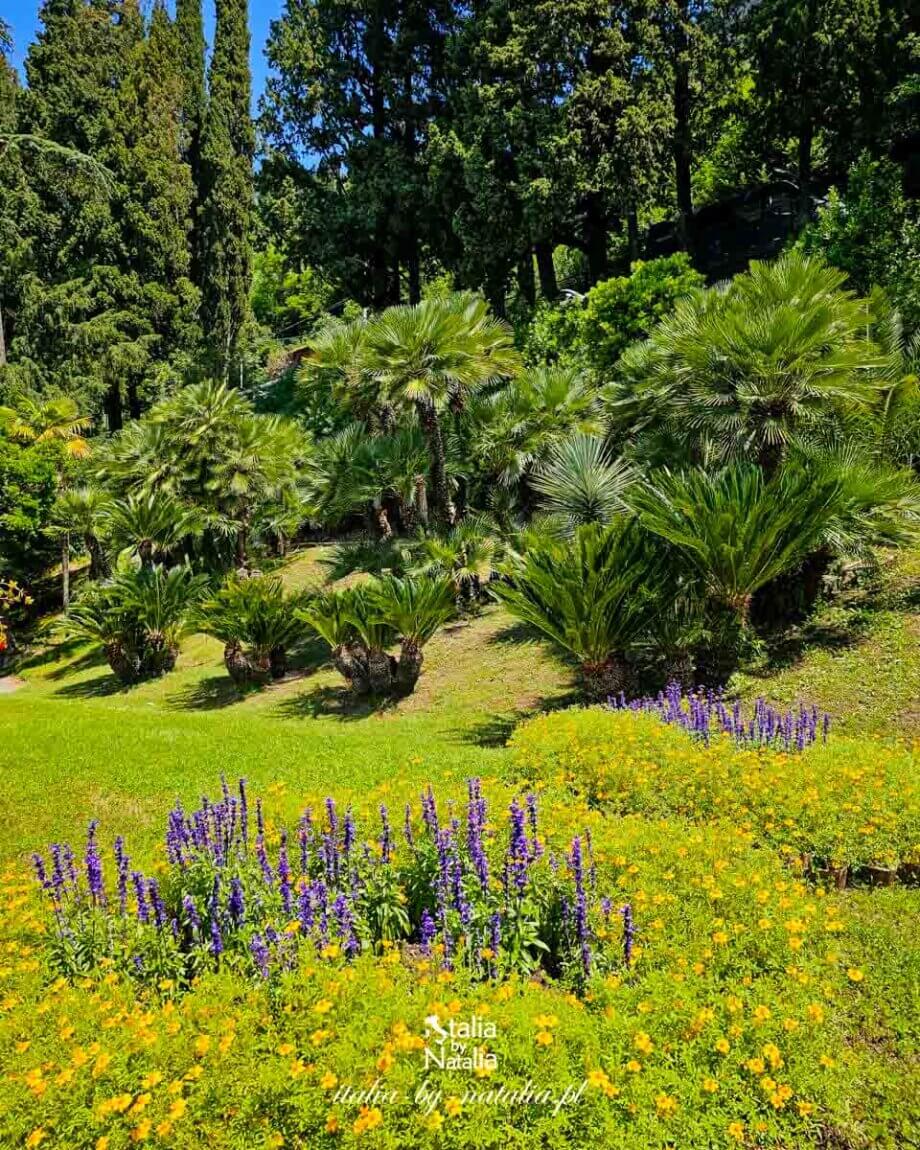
(298, 576), (455, 697)
(52, 486), (111, 580)
(369, 575), (456, 694)
(197, 575), (307, 686)
(63, 565), (208, 684)
(494, 519), (664, 700)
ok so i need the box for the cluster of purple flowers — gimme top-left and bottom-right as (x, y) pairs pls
(610, 681), (831, 751)
(32, 777), (635, 991)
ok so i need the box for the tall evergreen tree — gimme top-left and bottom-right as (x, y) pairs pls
(199, 0), (254, 380)
(175, 0), (206, 282)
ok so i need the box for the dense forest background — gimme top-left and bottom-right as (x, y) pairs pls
(1, 0), (919, 432)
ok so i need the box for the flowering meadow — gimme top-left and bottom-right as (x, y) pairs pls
(2, 699), (919, 1149)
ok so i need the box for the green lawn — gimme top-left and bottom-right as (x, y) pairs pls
(2, 544), (918, 868)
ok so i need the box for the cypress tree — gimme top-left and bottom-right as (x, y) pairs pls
(175, 0), (206, 283)
(199, 0), (253, 380)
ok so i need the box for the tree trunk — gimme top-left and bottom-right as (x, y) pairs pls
(0, 304), (6, 367)
(396, 639), (423, 695)
(105, 640), (141, 684)
(61, 535), (70, 612)
(414, 475), (429, 527)
(796, 114), (814, 229)
(104, 379), (123, 432)
(375, 502), (393, 539)
(580, 657), (630, 703)
(627, 208), (640, 263)
(366, 648), (396, 695)
(235, 514), (249, 570)
(223, 641), (254, 686)
(269, 645), (287, 680)
(516, 252), (536, 308)
(418, 404), (450, 525)
(582, 192), (608, 284)
(86, 535), (109, 580)
(535, 241), (559, 300)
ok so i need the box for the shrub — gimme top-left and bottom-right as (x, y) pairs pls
(0, 435), (59, 580)
(580, 255), (705, 373)
(197, 574), (308, 685)
(509, 708), (920, 873)
(62, 565), (209, 684)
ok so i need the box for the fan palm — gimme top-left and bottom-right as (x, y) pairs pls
(413, 515), (501, 607)
(0, 395), (91, 458)
(359, 294), (519, 522)
(611, 253), (891, 474)
(53, 486), (111, 579)
(531, 434), (637, 530)
(494, 519), (664, 700)
(368, 575), (456, 694)
(468, 364), (603, 488)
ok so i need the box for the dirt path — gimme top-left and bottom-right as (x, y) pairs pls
(0, 676), (25, 694)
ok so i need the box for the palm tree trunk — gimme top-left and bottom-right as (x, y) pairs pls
(418, 404), (450, 526)
(61, 534), (70, 612)
(396, 638), (424, 695)
(535, 241), (559, 300)
(580, 657), (630, 702)
(414, 475), (429, 527)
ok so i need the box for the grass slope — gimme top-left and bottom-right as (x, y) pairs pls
(1, 545), (918, 868)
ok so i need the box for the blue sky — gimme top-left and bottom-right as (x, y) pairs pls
(4, 0), (282, 116)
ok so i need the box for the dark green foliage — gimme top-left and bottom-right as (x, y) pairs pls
(200, 0), (254, 380)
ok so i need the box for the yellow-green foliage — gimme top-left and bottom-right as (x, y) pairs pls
(509, 710), (920, 869)
(0, 801), (876, 1149)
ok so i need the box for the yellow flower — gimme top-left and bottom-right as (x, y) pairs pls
(712, 931), (729, 945)
(745, 1058), (765, 1075)
(425, 1112), (444, 1132)
(847, 968), (864, 983)
(819, 1054), (836, 1069)
(314, 999), (334, 1014)
(141, 1070), (163, 1089)
(445, 1096), (462, 1117)
(807, 1003), (825, 1022)
(535, 1030), (553, 1046)
(656, 1094), (677, 1116)
(377, 1050), (394, 1072)
(168, 1098), (187, 1120)
(130, 1092), (152, 1115)
(321, 1071), (339, 1090)
(702, 1078), (719, 1093)
(92, 1052), (112, 1078)
(266, 1135), (285, 1149)
(290, 1059), (307, 1078)
(325, 1114), (340, 1134)
(727, 1121), (745, 1142)
(797, 1101), (815, 1117)
(130, 1121), (152, 1143)
(626, 1059), (642, 1073)
(534, 1013), (559, 1028)
(96, 1140), (110, 1150)
(752, 1005), (771, 1023)
(25, 1130), (46, 1149)
(633, 1031), (654, 1055)
(193, 1035), (211, 1057)
(278, 1043), (295, 1056)
(714, 1037), (731, 1055)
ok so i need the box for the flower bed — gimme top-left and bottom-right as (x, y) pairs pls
(509, 708), (920, 876)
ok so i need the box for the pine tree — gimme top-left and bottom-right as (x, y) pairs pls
(199, 0), (254, 380)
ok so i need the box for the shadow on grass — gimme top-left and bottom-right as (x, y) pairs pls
(53, 672), (127, 699)
(274, 683), (396, 722)
(457, 688), (584, 748)
(487, 620), (541, 647)
(751, 606), (876, 677)
(17, 637), (109, 682)
(165, 675), (253, 711)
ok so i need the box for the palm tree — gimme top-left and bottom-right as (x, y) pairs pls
(494, 519), (664, 700)
(103, 492), (203, 569)
(298, 587), (394, 696)
(611, 253), (891, 475)
(369, 575), (455, 694)
(358, 294), (520, 523)
(467, 364), (603, 490)
(413, 515), (502, 608)
(531, 434), (637, 531)
(53, 486), (111, 580)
